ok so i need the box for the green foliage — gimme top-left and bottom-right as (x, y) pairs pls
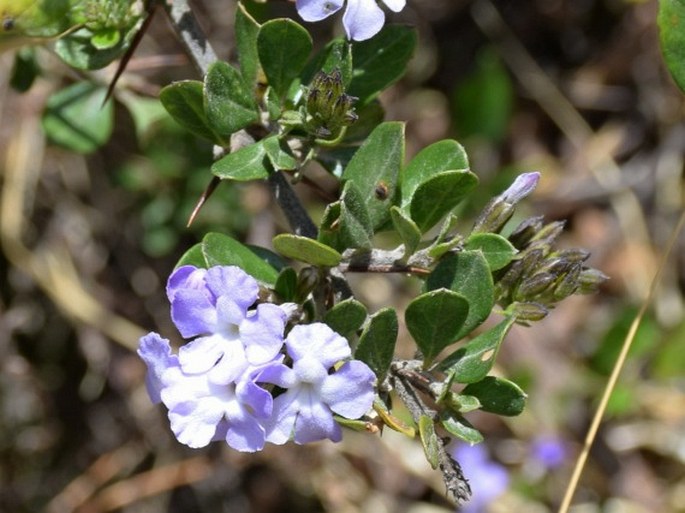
(355, 308), (398, 381)
(204, 61), (259, 137)
(410, 170), (478, 233)
(160, 80), (224, 144)
(257, 18), (312, 99)
(212, 141), (270, 181)
(658, 0), (685, 94)
(235, 2), (261, 89)
(324, 298), (368, 338)
(464, 233), (517, 271)
(418, 415), (440, 469)
(202, 232), (280, 285)
(461, 376), (527, 416)
(42, 82), (113, 153)
(440, 410), (484, 445)
(272, 234), (342, 267)
(319, 181), (374, 251)
(405, 289), (470, 365)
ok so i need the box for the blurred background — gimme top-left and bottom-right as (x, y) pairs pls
(1, 0), (684, 512)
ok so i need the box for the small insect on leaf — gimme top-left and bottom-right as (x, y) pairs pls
(374, 181), (389, 200)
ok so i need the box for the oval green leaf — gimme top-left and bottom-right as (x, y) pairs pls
(273, 234), (342, 267)
(462, 376), (527, 417)
(160, 80), (222, 144)
(355, 307), (398, 380)
(324, 298), (368, 337)
(464, 233), (517, 271)
(211, 141), (270, 181)
(439, 410), (484, 445)
(202, 232), (279, 285)
(405, 289), (470, 365)
(204, 61), (259, 137)
(659, 0), (685, 94)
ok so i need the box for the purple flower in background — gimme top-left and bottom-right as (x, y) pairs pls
(167, 265), (287, 384)
(138, 333), (280, 451)
(296, 0), (406, 41)
(530, 435), (568, 470)
(261, 323), (376, 444)
(451, 443), (509, 513)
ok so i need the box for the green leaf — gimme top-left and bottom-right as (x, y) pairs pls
(90, 28), (121, 50)
(401, 139), (469, 209)
(202, 233), (279, 285)
(273, 234), (342, 267)
(263, 136), (297, 170)
(462, 376), (527, 416)
(418, 415), (440, 469)
(235, 2), (261, 89)
(204, 61), (259, 137)
(390, 206), (421, 255)
(324, 298), (368, 337)
(319, 181), (374, 251)
(349, 25), (417, 105)
(42, 82), (113, 154)
(439, 317), (516, 383)
(452, 48), (513, 141)
(257, 18), (312, 98)
(449, 394), (482, 414)
(659, 0), (685, 94)
(426, 251), (495, 341)
(342, 122), (405, 229)
(342, 100), (385, 143)
(211, 141), (270, 181)
(55, 27), (130, 70)
(440, 410), (484, 444)
(160, 80), (223, 144)
(175, 243), (207, 268)
(405, 289), (470, 365)
(355, 307), (398, 381)
(464, 233), (517, 271)
(410, 170), (478, 232)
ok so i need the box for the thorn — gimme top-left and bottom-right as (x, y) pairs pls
(102, 3), (158, 106)
(187, 176), (221, 227)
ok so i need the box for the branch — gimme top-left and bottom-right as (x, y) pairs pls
(161, 0), (318, 238)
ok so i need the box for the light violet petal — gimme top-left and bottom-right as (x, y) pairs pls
(343, 0), (385, 41)
(285, 323), (350, 368)
(500, 172), (540, 204)
(214, 295), (247, 337)
(205, 266), (259, 310)
(171, 289), (217, 338)
(256, 362), (296, 389)
(296, 0), (343, 21)
(207, 342), (248, 385)
(264, 390), (300, 445)
(166, 265), (209, 302)
(226, 413), (267, 452)
(293, 392), (341, 444)
(178, 334), (224, 374)
(241, 303), (286, 364)
(168, 398), (224, 448)
(160, 367), (211, 409)
(236, 377), (273, 419)
(137, 332), (178, 404)
(320, 360), (375, 419)
(381, 0), (405, 12)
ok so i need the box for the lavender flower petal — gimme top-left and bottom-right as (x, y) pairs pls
(205, 265), (259, 311)
(137, 332), (178, 404)
(320, 360), (375, 419)
(240, 303), (287, 364)
(170, 288), (217, 338)
(166, 265), (209, 302)
(296, 0), (344, 21)
(293, 395), (341, 444)
(381, 0), (405, 12)
(285, 323), (350, 368)
(342, 0), (385, 41)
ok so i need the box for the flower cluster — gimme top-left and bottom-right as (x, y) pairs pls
(296, 0), (406, 41)
(138, 265), (376, 452)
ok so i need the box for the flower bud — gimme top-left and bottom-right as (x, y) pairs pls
(499, 172), (540, 203)
(516, 272), (555, 300)
(577, 268), (609, 294)
(510, 301), (549, 322)
(472, 198), (515, 234)
(305, 69), (357, 139)
(508, 215), (544, 249)
(552, 263), (581, 301)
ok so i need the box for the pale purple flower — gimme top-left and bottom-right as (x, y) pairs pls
(451, 443), (509, 513)
(296, 0), (406, 41)
(261, 323), (376, 444)
(167, 265), (287, 384)
(138, 333), (280, 451)
(499, 172), (540, 204)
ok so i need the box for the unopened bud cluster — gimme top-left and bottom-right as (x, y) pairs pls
(496, 216), (608, 322)
(471, 172), (607, 323)
(305, 70), (358, 139)
(77, 0), (143, 31)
